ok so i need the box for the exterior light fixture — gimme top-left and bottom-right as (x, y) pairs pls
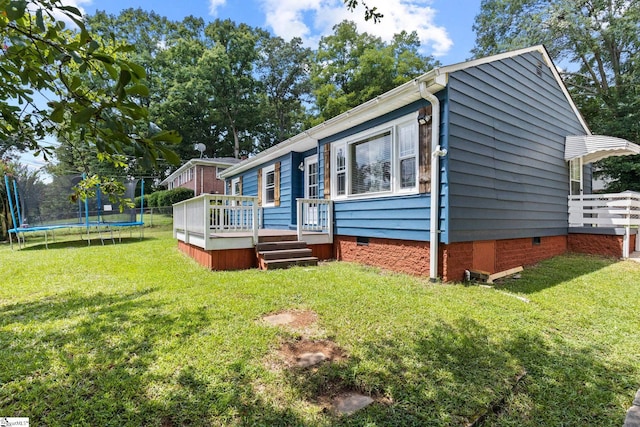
(417, 112), (431, 125)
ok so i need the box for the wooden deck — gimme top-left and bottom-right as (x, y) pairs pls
(177, 228), (334, 271)
(209, 229), (298, 241)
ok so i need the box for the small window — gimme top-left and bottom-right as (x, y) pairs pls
(231, 177), (241, 195)
(398, 122), (417, 189)
(570, 159), (582, 195)
(336, 146), (346, 196)
(262, 165), (276, 206)
(265, 170), (275, 203)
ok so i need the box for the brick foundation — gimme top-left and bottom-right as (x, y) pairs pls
(568, 233), (636, 258)
(334, 234), (568, 282)
(334, 236), (430, 276)
(495, 235), (567, 271)
(178, 232), (630, 281)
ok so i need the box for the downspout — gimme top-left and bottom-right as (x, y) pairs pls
(420, 81), (447, 282)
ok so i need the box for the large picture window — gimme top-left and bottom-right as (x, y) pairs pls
(331, 114), (419, 199)
(350, 132), (392, 195)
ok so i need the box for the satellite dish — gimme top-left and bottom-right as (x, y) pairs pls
(194, 143), (206, 158)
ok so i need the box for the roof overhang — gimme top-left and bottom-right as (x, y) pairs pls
(220, 72), (448, 178)
(221, 45), (590, 178)
(565, 135), (640, 164)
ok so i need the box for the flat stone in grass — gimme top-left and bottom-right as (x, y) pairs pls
(625, 389), (640, 427)
(333, 393), (374, 415)
(296, 352), (327, 368)
(625, 405), (640, 427)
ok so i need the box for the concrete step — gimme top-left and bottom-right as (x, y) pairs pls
(259, 248), (313, 260)
(255, 240), (308, 252)
(262, 256), (318, 270)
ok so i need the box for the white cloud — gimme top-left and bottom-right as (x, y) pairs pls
(258, 0), (453, 57)
(34, 0), (93, 26)
(209, 0), (227, 17)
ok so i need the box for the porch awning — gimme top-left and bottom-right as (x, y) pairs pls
(565, 135), (640, 164)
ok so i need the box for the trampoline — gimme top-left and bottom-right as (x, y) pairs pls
(4, 174), (145, 249)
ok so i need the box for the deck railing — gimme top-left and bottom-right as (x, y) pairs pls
(568, 191), (640, 257)
(296, 198), (333, 243)
(173, 194), (259, 247)
(174, 195), (333, 250)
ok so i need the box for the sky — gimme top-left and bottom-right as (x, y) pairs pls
(22, 0), (483, 171)
(81, 0), (482, 64)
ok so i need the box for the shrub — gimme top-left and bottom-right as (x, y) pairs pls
(157, 188), (194, 206)
(146, 191), (161, 208)
(134, 195), (147, 208)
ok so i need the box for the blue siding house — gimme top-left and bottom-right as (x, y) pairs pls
(174, 46), (640, 281)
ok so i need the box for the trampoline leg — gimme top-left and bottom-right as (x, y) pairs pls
(9, 231), (13, 250)
(45, 230), (49, 249)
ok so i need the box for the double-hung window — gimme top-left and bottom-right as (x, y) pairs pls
(397, 122), (417, 190)
(332, 113), (419, 198)
(263, 165), (275, 206)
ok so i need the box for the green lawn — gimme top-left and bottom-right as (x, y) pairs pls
(0, 228), (638, 426)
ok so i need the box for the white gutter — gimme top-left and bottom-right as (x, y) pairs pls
(420, 82), (446, 282)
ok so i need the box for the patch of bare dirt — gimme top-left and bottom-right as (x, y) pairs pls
(262, 309), (318, 328)
(278, 339), (347, 368)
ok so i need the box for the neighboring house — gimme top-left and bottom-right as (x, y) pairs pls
(160, 157), (240, 196)
(173, 46), (640, 281)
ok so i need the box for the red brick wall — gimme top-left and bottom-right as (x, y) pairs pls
(174, 166), (225, 196)
(568, 233), (634, 258)
(440, 242), (473, 282)
(333, 235), (568, 282)
(495, 236), (567, 271)
(334, 236), (430, 276)
(195, 166), (225, 195)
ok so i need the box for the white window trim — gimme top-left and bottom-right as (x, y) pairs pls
(305, 154), (319, 199)
(262, 164), (276, 208)
(231, 177), (241, 195)
(331, 112), (419, 200)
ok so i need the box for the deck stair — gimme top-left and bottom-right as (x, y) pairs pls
(256, 238), (318, 270)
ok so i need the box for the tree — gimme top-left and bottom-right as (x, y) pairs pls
(311, 21), (438, 122)
(256, 36), (312, 149)
(139, 17), (268, 160)
(0, 1), (180, 166)
(200, 20), (267, 158)
(343, 0), (384, 23)
(472, 0), (640, 190)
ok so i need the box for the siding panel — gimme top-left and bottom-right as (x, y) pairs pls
(446, 50), (586, 243)
(334, 194), (432, 241)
